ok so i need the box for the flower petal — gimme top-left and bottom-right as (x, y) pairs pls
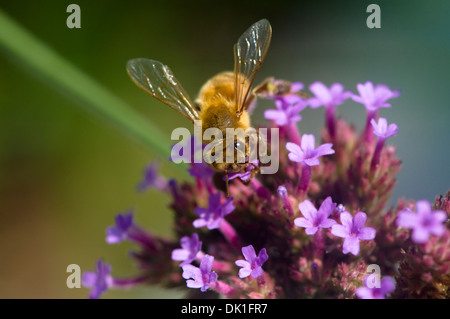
(193, 218), (207, 228)
(171, 248), (191, 261)
(340, 212), (353, 229)
(318, 196), (337, 218)
(241, 245), (257, 262)
(396, 210), (418, 228)
(300, 134), (316, 152)
(264, 110), (287, 126)
(359, 226), (376, 240)
(309, 81), (332, 105)
(416, 200), (431, 215)
(182, 264), (201, 280)
(304, 158), (320, 166)
(331, 224), (348, 238)
(354, 212), (368, 229)
(286, 142), (304, 162)
(105, 227), (123, 244)
(238, 268), (252, 278)
(235, 260), (250, 268)
(257, 248), (269, 265)
(314, 143), (335, 157)
(305, 226), (319, 235)
(82, 272), (97, 287)
(343, 236), (360, 255)
(294, 217), (313, 229)
(380, 277), (395, 295)
(286, 142), (301, 154)
(251, 267), (263, 278)
(356, 287), (373, 299)
(319, 218), (337, 229)
(411, 226), (430, 243)
(298, 200), (317, 222)
(186, 279), (203, 289)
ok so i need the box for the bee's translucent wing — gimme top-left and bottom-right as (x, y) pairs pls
(234, 19), (272, 115)
(127, 58), (199, 123)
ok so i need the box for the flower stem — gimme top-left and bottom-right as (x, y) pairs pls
(196, 252), (232, 272)
(313, 230), (324, 259)
(299, 164), (311, 196)
(370, 138), (385, 172)
(128, 227), (160, 251)
(325, 106), (336, 140)
(219, 219), (240, 249)
(311, 262), (320, 283)
(278, 186), (294, 218)
(287, 122), (302, 146)
(210, 280), (236, 297)
(257, 272), (267, 288)
(363, 110), (377, 143)
(251, 178), (271, 199)
(112, 275), (147, 288)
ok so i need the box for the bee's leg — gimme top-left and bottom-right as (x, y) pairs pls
(239, 176), (252, 186)
(238, 165), (260, 186)
(249, 161), (261, 173)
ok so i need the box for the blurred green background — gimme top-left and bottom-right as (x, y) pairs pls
(0, 0), (448, 298)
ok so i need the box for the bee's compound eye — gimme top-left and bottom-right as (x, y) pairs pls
(234, 141), (241, 149)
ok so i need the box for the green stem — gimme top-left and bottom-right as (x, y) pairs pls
(0, 9), (187, 175)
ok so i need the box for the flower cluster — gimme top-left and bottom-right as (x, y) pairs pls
(82, 79), (449, 299)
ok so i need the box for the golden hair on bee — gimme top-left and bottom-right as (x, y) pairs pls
(126, 19), (273, 196)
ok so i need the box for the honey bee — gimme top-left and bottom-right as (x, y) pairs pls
(127, 19), (272, 196)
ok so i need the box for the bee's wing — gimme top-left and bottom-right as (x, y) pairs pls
(127, 58), (199, 123)
(234, 19), (272, 115)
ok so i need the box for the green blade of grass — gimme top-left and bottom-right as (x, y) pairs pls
(0, 9), (187, 175)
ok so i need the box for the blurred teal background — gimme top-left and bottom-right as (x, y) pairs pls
(0, 0), (448, 298)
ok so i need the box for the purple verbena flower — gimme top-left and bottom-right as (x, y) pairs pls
(370, 117), (399, 171)
(371, 117), (399, 139)
(308, 82), (352, 138)
(106, 211), (134, 244)
(277, 185), (294, 217)
(181, 254), (217, 292)
(193, 193), (235, 230)
(397, 200), (447, 244)
(286, 134), (335, 167)
(351, 81), (400, 113)
(264, 96), (307, 126)
(356, 276), (395, 299)
(226, 160), (259, 182)
(336, 204), (346, 214)
(235, 245), (269, 279)
(294, 196), (337, 235)
(170, 136), (215, 179)
(82, 260), (113, 299)
(331, 211), (376, 255)
(286, 134), (335, 194)
(137, 161), (168, 192)
(351, 82), (400, 142)
(308, 82), (352, 109)
(170, 136), (201, 163)
(171, 233), (203, 266)
(188, 162), (215, 179)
